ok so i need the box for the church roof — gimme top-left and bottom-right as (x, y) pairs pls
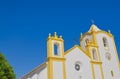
(21, 62), (47, 79)
(88, 24), (101, 33)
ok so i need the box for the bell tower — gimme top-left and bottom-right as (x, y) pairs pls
(86, 25), (104, 79)
(80, 24), (104, 79)
(80, 24), (120, 79)
(47, 32), (66, 79)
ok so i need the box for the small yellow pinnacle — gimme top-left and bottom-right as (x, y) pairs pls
(48, 33), (51, 38)
(108, 29), (111, 33)
(54, 32), (58, 37)
(80, 33), (83, 37)
(60, 35), (62, 38)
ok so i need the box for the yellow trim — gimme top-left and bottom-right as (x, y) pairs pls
(93, 31), (104, 79)
(47, 39), (52, 57)
(98, 49), (104, 79)
(91, 63), (95, 79)
(111, 36), (120, 70)
(90, 61), (102, 64)
(64, 45), (78, 55)
(86, 44), (98, 48)
(90, 61), (104, 79)
(86, 44), (91, 58)
(100, 64), (104, 79)
(91, 31), (97, 45)
(62, 42), (65, 57)
(47, 57), (66, 61)
(63, 61), (66, 79)
(87, 29), (104, 79)
(47, 32), (64, 42)
(48, 59), (53, 79)
(47, 32), (66, 79)
(92, 31), (104, 79)
(64, 45), (90, 58)
(80, 30), (113, 41)
(47, 37), (64, 42)
(96, 31), (113, 37)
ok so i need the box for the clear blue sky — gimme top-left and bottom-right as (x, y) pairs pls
(0, 0), (120, 79)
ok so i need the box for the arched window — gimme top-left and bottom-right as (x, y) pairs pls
(85, 39), (89, 44)
(92, 49), (98, 60)
(111, 70), (114, 77)
(85, 39), (89, 46)
(54, 43), (59, 55)
(103, 37), (108, 47)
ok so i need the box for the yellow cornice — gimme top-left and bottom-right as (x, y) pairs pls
(85, 42), (98, 48)
(80, 30), (113, 41)
(47, 57), (66, 61)
(64, 45), (90, 58)
(47, 32), (64, 42)
(47, 37), (64, 42)
(90, 61), (102, 64)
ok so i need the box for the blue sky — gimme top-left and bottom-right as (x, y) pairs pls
(0, 0), (120, 79)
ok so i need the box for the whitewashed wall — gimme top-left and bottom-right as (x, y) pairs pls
(65, 47), (93, 79)
(37, 67), (47, 79)
(93, 65), (102, 79)
(53, 61), (64, 79)
(21, 66), (47, 79)
(96, 33), (120, 79)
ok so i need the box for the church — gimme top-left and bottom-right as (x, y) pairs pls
(21, 24), (120, 79)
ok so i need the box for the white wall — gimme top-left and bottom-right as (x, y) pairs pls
(37, 67), (47, 79)
(96, 33), (120, 79)
(94, 65), (102, 79)
(65, 47), (93, 79)
(22, 66), (47, 79)
(53, 61), (64, 79)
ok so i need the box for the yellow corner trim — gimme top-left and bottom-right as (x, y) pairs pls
(64, 45), (90, 58)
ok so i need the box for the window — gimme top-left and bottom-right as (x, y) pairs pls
(105, 52), (111, 61)
(103, 37), (108, 47)
(75, 61), (82, 71)
(85, 39), (89, 45)
(111, 70), (114, 77)
(75, 63), (80, 71)
(54, 44), (59, 55)
(92, 49), (98, 60)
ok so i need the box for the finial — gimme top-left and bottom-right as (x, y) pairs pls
(91, 19), (95, 24)
(48, 33), (51, 38)
(54, 32), (58, 37)
(91, 25), (95, 32)
(60, 35), (62, 38)
(108, 29), (111, 33)
(80, 33), (83, 37)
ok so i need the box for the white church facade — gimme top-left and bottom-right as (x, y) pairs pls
(21, 24), (120, 79)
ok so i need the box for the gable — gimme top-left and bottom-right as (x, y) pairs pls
(65, 45), (93, 79)
(64, 45), (90, 58)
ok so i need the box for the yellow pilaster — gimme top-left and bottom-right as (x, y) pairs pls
(47, 32), (66, 79)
